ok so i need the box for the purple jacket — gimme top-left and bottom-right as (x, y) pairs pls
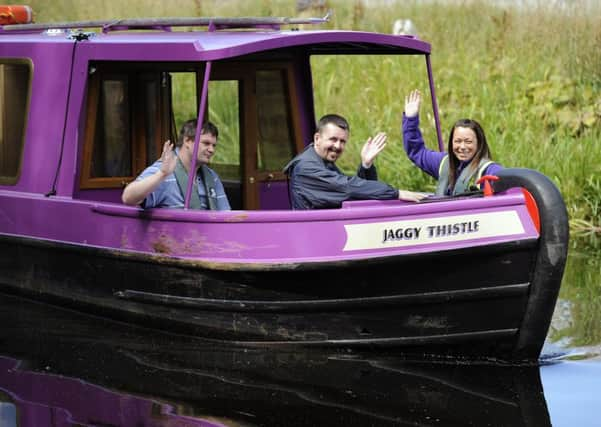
(402, 114), (502, 191)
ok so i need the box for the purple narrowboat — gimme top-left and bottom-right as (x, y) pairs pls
(0, 11), (568, 362)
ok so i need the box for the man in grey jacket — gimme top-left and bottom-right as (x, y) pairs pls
(283, 114), (424, 210)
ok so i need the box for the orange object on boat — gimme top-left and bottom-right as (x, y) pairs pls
(0, 5), (34, 25)
(476, 174), (500, 197)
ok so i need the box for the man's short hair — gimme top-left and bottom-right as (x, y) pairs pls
(316, 114), (350, 134)
(176, 119), (219, 147)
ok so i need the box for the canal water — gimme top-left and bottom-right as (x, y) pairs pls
(0, 251), (599, 426)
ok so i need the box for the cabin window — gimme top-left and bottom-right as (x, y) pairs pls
(91, 77), (132, 178)
(171, 72), (199, 139)
(208, 80), (241, 181)
(80, 66), (186, 189)
(0, 61), (31, 185)
(141, 73), (162, 162)
(210, 61), (303, 210)
(255, 69), (296, 171)
(78, 60), (301, 209)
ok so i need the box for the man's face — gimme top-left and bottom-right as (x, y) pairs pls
(313, 123), (348, 163)
(184, 132), (217, 165)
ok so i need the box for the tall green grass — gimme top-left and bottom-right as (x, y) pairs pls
(19, 0), (601, 240)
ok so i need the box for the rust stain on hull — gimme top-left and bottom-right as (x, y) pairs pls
(147, 228), (277, 258)
(224, 213), (249, 222)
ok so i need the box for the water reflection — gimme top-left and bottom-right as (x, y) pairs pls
(548, 250), (601, 356)
(0, 355), (225, 427)
(0, 291), (598, 426)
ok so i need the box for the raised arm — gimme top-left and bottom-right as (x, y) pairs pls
(402, 89), (446, 179)
(121, 141), (177, 206)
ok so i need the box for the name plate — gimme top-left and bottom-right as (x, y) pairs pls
(343, 210), (525, 251)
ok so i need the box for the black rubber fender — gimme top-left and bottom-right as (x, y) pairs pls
(492, 168), (569, 361)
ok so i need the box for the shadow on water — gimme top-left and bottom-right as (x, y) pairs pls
(0, 288), (599, 426)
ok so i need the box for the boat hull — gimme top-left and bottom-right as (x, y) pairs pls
(0, 233), (534, 358)
(0, 169), (568, 362)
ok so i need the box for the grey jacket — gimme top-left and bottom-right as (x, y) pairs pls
(283, 144), (399, 210)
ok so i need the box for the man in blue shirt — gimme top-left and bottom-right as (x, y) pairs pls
(122, 120), (230, 210)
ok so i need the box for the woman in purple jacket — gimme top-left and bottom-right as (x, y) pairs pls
(402, 90), (502, 196)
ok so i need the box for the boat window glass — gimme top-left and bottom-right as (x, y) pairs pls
(310, 54), (429, 158)
(80, 65), (187, 189)
(141, 73), (160, 162)
(0, 61), (30, 184)
(171, 72), (198, 139)
(91, 77), (132, 178)
(255, 69), (296, 171)
(208, 80), (241, 180)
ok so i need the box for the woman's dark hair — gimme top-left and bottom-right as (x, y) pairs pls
(446, 118), (491, 189)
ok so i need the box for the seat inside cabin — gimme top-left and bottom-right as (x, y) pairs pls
(75, 60), (305, 210)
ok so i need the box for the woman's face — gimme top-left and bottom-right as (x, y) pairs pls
(452, 127), (478, 162)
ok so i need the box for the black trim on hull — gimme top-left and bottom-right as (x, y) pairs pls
(116, 283), (530, 312)
(232, 328), (519, 348)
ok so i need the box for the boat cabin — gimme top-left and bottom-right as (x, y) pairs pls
(0, 15), (436, 211)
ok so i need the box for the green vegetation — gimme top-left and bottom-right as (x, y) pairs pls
(19, 0), (601, 241)
(553, 252), (601, 347)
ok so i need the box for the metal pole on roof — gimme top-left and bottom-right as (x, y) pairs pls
(1, 14), (331, 32)
(184, 61), (212, 209)
(426, 54), (444, 152)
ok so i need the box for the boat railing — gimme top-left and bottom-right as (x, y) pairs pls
(91, 191), (528, 224)
(0, 12), (331, 34)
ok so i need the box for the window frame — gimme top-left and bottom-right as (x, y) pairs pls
(0, 58), (32, 185)
(79, 62), (203, 189)
(78, 59), (303, 211)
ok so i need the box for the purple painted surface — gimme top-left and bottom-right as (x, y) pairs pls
(75, 188), (123, 203)
(0, 356), (227, 427)
(0, 39), (74, 194)
(259, 180), (290, 210)
(0, 189), (538, 264)
(82, 30), (432, 59)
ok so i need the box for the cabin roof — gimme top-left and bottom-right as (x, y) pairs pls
(0, 29), (431, 60)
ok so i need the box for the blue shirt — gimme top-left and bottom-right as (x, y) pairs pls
(136, 158), (230, 210)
